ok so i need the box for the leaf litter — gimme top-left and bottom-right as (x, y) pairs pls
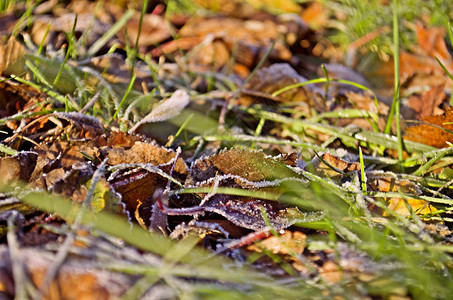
(0, 0), (453, 299)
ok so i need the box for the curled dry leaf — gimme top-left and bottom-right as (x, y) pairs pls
(11, 112), (105, 148)
(309, 152), (360, 179)
(129, 90), (190, 134)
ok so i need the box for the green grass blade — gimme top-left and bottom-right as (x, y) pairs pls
(0, 144), (18, 155)
(111, 73), (137, 122)
(435, 57), (453, 82)
(385, 0), (404, 168)
(359, 147), (367, 195)
(87, 9), (134, 57)
(413, 146), (453, 176)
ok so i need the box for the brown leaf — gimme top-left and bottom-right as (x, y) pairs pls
(107, 141), (187, 174)
(110, 169), (167, 223)
(0, 151), (38, 185)
(190, 148), (300, 183)
(368, 176), (421, 195)
(0, 36), (26, 76)
(310, 153), (360, 179)
(367, 173), (436, 217)
(407, 84), (446, 118)
(0, 246), (132, 299)
(415, 23), (451, 60)
(404, 107), (453, 148)
(0, 12), (19, 36)
(161, 149), (322, 231)
(107, 142), (187, 226)
(242, 63), (324, 110)
(172, 17), (293, 68)
(246, 230), (307, 255)
(31, 13), (109, 50)
(300, 1), (328, 28)
(319, 261), (342, 283)
(118, 12), (172, 48)
(374, 52), (453, 91)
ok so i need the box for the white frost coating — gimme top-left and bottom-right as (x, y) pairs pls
(129, 89), (190, 133)
(192, 173), (308, 189)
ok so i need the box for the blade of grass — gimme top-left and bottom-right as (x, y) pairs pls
(384, 0), (404, 168)
(321, 64), (330, 104)
(11, 0), (41, 37)
(435, 57), (453, 82)
(0, 144), (18, 155)
(252, 117), (266, 149)
(13, 71), (78, 110)
(87, 9), (134, 57)
(53, 15), (77, 86)
(119, 275), (160, 300)
(359, 147), (367, 195)
(198, 134), (329, 152)
(111, 73), (137, 122)
(413, 146), (453, 176)
(129, 0), (149, 75)
(166, 112), (193, 147)
(37, 24), (51, 56)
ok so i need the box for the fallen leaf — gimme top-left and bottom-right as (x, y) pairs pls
(189, 148), (300, 183)
(107, 142), (187, 226)
(319, 261), (342, 283)
(117, 12), (172, 49)
(309, 152), (360, 179)
(0, 246), (132, 299)
(0, 36), (26, 76)
(385, 198), (436, 217)
(106, 141), (188, 174)
(300, 1), (328, 28)
(242, 63), (324, 110)
(247, 230), (307, 255)
(0, 151), (37, 185)
(407, 84), (447, 118)
(129, 90), (190, 133)
(404, 108), (453, 148)
(415, 23), (451, 60)
(367, 173), (437, 217)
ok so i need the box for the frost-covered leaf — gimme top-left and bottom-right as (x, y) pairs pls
(129, 90), (190, 133)
(190, 148), (300, 183)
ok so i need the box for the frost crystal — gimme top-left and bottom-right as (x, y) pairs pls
(129, 89), (190, 133)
